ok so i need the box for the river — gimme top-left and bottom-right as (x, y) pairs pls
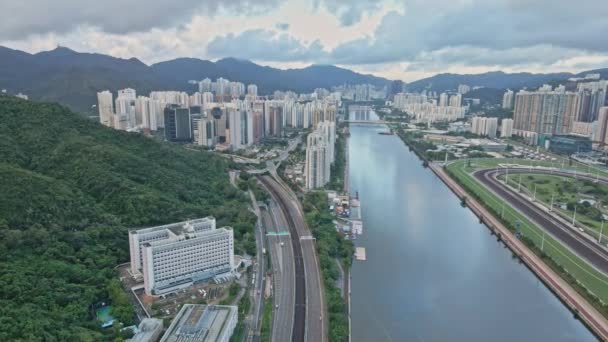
(348, 123), (597, 341)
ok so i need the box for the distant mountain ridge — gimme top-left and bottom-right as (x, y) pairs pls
(1, 45), (607, 112)
(0, 46), (390, 113)
(407, 69), (608, 93)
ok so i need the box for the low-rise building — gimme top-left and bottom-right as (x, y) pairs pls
(549, 135), (592, 155)
(467, 139), (507, 152)
(129, 318), (164, 342)
(161, 305), (238, 342)
(448, 121), (471, 134)
(423, 134), (465, 144)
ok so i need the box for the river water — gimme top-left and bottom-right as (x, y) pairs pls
(348, 123), (596, 341)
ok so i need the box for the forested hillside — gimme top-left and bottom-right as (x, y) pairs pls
(0, 96), (255, 340)
(0, 46), (390, 113)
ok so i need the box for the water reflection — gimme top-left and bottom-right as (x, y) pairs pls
(348, 123), (596, 342)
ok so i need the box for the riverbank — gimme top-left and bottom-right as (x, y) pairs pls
(301, 123), (353, 341)
(430, 163), (608, 340)
(390, 121), (608, 339)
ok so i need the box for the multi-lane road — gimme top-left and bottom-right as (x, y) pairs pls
(246, 190), (267, 342)
(262, 200), (296, 342)
(475, 168), (608, 274)
(258, 175), (326, 342)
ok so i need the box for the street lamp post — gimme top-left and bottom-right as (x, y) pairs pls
(572, 205), (577, 227)
(541, 230), (545, 252)
(518, 174), (522, 192)
(533, 184), (537, 202)
(550, 193), (554, 212)
(600, 220), (605, 245)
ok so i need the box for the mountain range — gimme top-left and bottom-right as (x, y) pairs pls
(0, 46), (389, 112)
(406, 69), (608, 94)
(1, 45), (607, 112)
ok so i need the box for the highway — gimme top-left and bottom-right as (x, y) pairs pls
(475, 168), (608, 274)
(262, 201), (295, 342)
(259, 175), (326, 342)
(259, 176), (306, 342)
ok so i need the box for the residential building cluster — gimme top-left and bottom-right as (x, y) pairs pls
(305, 120), (336, 189)
(471, 116), (499, 138)
(332, 83), (386, 101)
(501, 118), (514, 138)
(97, 83), (339, 151)
(457, 84), (471, 94)
(502, 89), (515, 109)
(393, 92), (466, 123)
(197, 77), (251, 101)
(510, 81), (607, 145)
(128, 217), (234, 296)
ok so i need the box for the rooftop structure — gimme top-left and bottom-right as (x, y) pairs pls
(549, 135), (592, 155)
(129, 318), (164, 342)
(161, 305), (238, 342)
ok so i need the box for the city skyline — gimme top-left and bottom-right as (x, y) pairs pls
(1, 0), (607, 82)
(3, 2), (608, 341)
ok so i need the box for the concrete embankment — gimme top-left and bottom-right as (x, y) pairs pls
(429, 163), (608, 341)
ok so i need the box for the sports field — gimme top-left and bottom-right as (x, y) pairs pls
(446, 159), (608, 305)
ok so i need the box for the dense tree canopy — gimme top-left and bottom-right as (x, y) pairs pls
(0, 96), (255, 339)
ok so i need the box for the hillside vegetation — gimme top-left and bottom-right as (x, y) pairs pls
(0, 46), (390, 113)
(0, 96), (255, 340)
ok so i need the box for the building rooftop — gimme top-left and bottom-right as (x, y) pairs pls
(161, 305), (237, 342)
(130, 217), (216, 238)
(129, 318), (164, 342)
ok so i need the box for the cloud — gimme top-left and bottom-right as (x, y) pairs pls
(404, 46), (592, 72)
(197, 0), (608, 75)
(313, 0), (385, 26)
(2, 0), (608, 81)
(207, 29), (326, 62)
(313, 0), (608, 74)
(275, 23), (290, 31)
(0, 0), (283, 40)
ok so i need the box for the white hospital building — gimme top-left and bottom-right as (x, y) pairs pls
(128, 217), (234, 295)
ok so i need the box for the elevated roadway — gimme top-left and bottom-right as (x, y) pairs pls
(258, 175), (326, 342)
(259, 177), (306, 342)
(261, 201), (295, 342)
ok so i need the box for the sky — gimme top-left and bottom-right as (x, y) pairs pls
(1, 0), (607, 82)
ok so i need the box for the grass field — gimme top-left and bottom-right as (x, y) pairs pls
(497, 173), (608, 240)
(260, 298), (273, 342)
(446, 160), (608, 308)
